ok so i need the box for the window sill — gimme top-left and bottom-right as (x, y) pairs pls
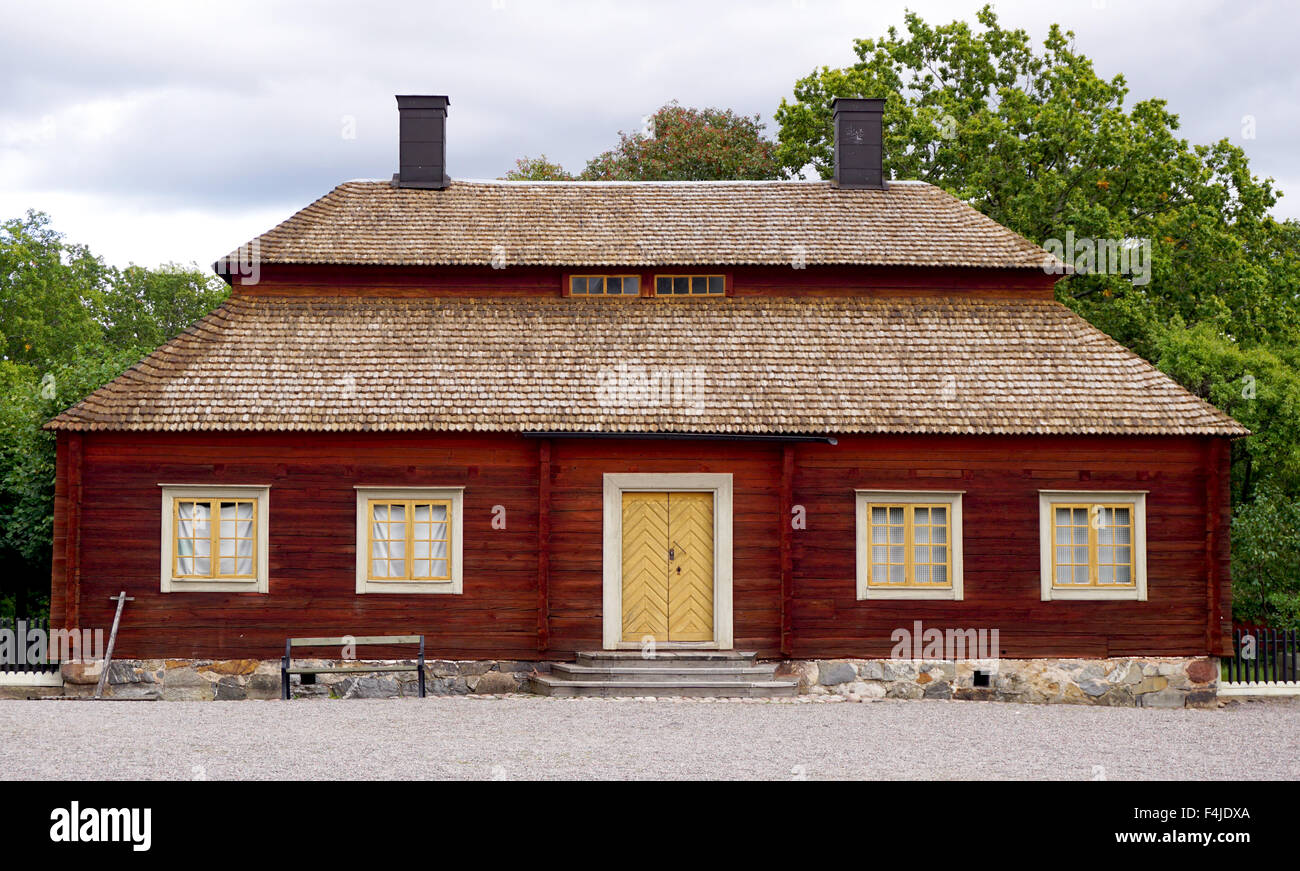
(858, 586), (961, 601)
(161, 579), (266, 594)
(358, 580), (461, 595)
(1044, 586), (1145, 602)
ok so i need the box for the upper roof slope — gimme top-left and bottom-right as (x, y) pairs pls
(48, 295), (1246, 436)
(225, 179), (1058, 270)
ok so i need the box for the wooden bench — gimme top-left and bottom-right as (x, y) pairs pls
(281, 635), (426, 700)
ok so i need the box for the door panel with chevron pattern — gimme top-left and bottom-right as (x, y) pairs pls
(620, 491), (715, 643)
(666, 492), (715, 641)
(621, 492), (670, 642)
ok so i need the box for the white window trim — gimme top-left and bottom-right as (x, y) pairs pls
(1038, 490), (1148, 602)
(602, 473), (734, 650)
(355, 487), (464, 594)
(159, 485), (270, 593)
(855, 490), (964, 601)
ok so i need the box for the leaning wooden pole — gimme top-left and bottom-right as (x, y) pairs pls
(93, 591), (133, 699)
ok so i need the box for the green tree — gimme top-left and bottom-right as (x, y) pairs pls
(501, 154), (575, 181)
(579, 102), (780, 181)
(101, 263), (229, 349)
(0, 211), (109, 367)
(0, 212), (228, 617)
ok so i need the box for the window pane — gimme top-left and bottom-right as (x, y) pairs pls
(932, 545), (946, 564)
(871, 507), (889, 524)
(872, 564), (888, 583)
(1099, 565), (1114, 584)
(656, 276), (671, 295)
(431, 540), (448, 558)
(871, 525), (889, 544)
(708, 276), (725, 294)
(933, 525), (947, 544)
(890, 546), (904, 565)
(932, 565), (947, 583)
(674, 277), (689, 295)
(236, 557), (253, 575)
(372, 559), (387, 577)
(871, 545), (889, 565)
(1055, 507), (1071, 525)
(890, 525), (904, 544)
(413, 560), (431, 579)
(178, 557), (194, 575)
(1073, 566), (1089, 584)
(914, 507), (930, 524)
(570, 276), (585, 294)
(219, 557), (235, 575)
(622, 276), (639, 295)
(1116, 564), (1132, 584)
(1113, 507), (1130, 525)
(430, 559), (448, 579)
(889, 564), (905, 583)
(914, 524), (930, 544)
(914, 545), (930, 564)
(889, 507), (904, 524)
(691, 276), (707, 294)
(194, 557), (211, 575)
(915, 564), (930, 583)
(1055, 565), (1070, 583)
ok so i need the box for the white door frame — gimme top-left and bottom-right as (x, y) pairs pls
(602, 473), (734, 650)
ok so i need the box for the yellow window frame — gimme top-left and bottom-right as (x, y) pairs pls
(172, 497), (258, 580)
(864, 503), (953, 588)
(366, 499), (454, 582)
(652, 274), (727, 296)
(569, 274), (641, 297)
(1049, 502), (1137, 588)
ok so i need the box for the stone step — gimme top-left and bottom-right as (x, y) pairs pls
(574, 650), (758, 668)
(530, 675), (799, 698)
(551, 662), (777, 681)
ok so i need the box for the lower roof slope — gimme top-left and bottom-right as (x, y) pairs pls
(48, 295), (1246, 437)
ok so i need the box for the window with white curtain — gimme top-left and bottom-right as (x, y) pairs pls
(355, 487), (464, 594)
(159, 485), (270, 593)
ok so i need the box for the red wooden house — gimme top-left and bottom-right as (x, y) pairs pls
(46, 96), (1244, 702)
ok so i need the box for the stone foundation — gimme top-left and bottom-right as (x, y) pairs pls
(55, 658), (546, 701)
(774, 656), (1219, 707)
(37, 655), (1218, 706)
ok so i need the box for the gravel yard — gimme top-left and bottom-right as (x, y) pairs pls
(2, 695), (1296, 780)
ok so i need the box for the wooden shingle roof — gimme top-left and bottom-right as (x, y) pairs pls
(226, 179), (1059, 270)
(48, 296), (1246, 436)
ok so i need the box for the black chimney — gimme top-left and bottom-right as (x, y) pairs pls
(832, 97), (886, 190)
(393, 95), (450, 189)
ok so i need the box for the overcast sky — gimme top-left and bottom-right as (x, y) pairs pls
(1, 0), (1295, 270)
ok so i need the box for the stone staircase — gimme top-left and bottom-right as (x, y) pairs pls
(530, 650), (800, 698)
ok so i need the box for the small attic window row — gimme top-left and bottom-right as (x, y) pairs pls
(568, 274), (726, 298)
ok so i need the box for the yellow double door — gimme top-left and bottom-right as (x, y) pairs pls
(621, 491), (715, 643)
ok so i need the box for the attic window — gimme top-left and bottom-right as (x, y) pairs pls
(570, 275), (640, 296)
(655, 275), (725, 296)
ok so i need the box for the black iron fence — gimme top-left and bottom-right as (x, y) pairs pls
(1224, 625), (1299, 684)
(0, 617), (62, 674)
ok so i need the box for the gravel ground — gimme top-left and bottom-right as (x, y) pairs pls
(1, 695), (1296, 780)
